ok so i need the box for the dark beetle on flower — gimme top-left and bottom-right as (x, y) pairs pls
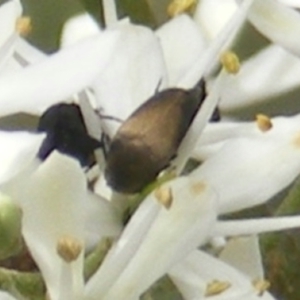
(37, 80), (219, 194)
(37, 103), (101, 167)
(104, 79), (218, 194)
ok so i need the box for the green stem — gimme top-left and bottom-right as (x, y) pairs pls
(84, 237), (113, 281)
(0, 268), (45, 300)
(275, 177), (300, 216)
(123, 171), (176, 224)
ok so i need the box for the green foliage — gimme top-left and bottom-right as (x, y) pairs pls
(20, 0), (173, 52)
(21, 0), (85, 52)
(261, 177), (300, 300)
(141, 276), (183, 300)
(0, 197), (22, 260)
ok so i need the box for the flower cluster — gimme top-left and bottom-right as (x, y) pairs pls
(1, 0), (300, 299)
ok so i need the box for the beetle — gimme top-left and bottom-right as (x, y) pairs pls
(104, 79), (213, 194)
(37, 103), (101, 166)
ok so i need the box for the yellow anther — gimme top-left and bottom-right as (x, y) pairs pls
(167, 0), (197, 17)
(220, 51), (240, 74)
(253, 279), (270, 296)
(205, 280), (231, 297)
(15, 16), (32, 36)
(56, 235), (83, 263)
(154, 186), (173, 209)
(191, 181), (206, 196)
(256, 114), (273, 132)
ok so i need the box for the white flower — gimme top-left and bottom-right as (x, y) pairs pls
(195, 0), (300, 112)
(1, 151), (121, 300)
(193, 114), (300, 213)
(2, 1), (300, 300)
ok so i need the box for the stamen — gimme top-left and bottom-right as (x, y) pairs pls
(16, 17), (32, 36)
(252, 279), (270, 296)
(220, 51), (240, 74)
(56, 235), (83, 263)
(154, 186), (173, 209)
(177, 0), (254, 89)
(102, 0), (118, 26)
(205, 280), (231, 296)
(175, 71), (226, 171)
(256, 114), (273, 132)
(167, 0), (197, 17)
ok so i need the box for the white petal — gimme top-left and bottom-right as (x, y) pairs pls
(3, 152), (86, 300)
(191, 115), (300, 213)
(219, 236), (264, 280)
(220, 45), (300, 110)
(156, 14), (207, 86)
(92, 22), (167, 136)
(78, 91), (102, 136)
(178, 0), (254, 89)
(169, 250), (267, 300)
(279, 0), (300, 7)
(0, 34), (18, 72)
(199, 121), (257, 146)
(58, 257), (85, 300)
(15, 38), (47, 65)
(0, 131), (44, 184)
(193, 121), (262, 160)
(247, 0), (300, 56)
(2, 38), (46, 76)
(175, 71), (229, 170)
(102, 0), (118, 26)
(0, 0), (22, 49)
(84, 192), (122, 249)
(0, 29), (120, 116)
(93, 172), (113, 199)
(95, 178), (217, 300)
(0, 291), (17, 300)
(85, 195), (161, 298)
(0, 0), (22, 69)
(213, 216), (300, 236)
(194, 0), (238, 40)
(60, 13), (101, 48)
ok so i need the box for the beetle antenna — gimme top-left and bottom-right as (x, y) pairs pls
(155, 78), (163, 94)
